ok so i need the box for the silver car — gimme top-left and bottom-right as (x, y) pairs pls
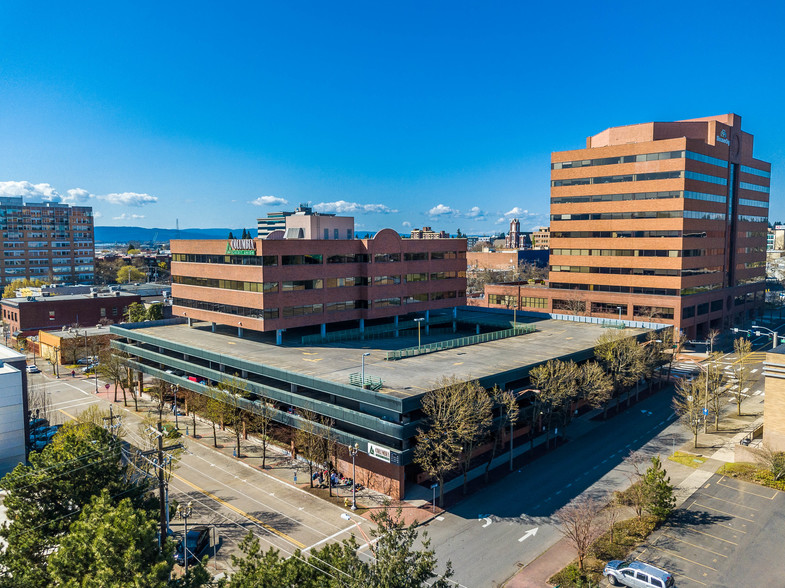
(604, 560), (675, 588)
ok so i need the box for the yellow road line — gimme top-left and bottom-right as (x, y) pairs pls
(717, 478), (778, 499)
(683, 527), (738, 545)
(648, 545), (717, 571)
(170, 472), (306, 549)
(661, 533), (728, 558)
(679, 574), (708, 586)
(59, 408), (78, 421)
(693, 502), (755, 522)
(712, 522), (746, 534)
(703, 494), (760, 511)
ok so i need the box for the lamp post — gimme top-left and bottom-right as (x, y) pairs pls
(173, 384), (179, 429)
(94, 362), (98, 394)
(348, 443), (359, 510)
(617, 306), (623, 324)
(177, 501), (193, 575)
(519, 389), (540, 468)
(360, 352), (370, 389)
(751, 324), (778, 348)
(414, 318), (424, 351)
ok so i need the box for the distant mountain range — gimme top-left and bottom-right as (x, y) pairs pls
(94, 226), (256, 244)
(94, 226), (398, 244)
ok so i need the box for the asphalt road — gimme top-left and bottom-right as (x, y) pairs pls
(30, 370), (372, 576)
(422, 387), (687, 588)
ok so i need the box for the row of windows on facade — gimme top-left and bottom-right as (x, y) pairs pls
(552, 149), (770, 179)
(552, 169), (769, 192)
(173, 272), (466, 292)
(548, 279), (764, 296)
(173, 291), (465, 319)
(549, 265), (724, 277)
(550, 190), (768, 208)
(172, 251), (466, 266)
(550, 248), (722, 257)
(552, 210), (767, 223)
(2, 268), (92, 275)
(550, 230), (766, 243)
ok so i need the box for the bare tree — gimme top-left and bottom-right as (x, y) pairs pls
(529, 360), (579, 447)
(672, 377), (706, 448)
(250, 395), (275, 470)
(554, 292), (587, 316)
(707, 328), (721, 354)
(555, 496), (604, 572)
(296, 409), (327, 488)
(578, 361), (613, 410)
(484, 387), (519, 482)
(215, 376), (250, 457)
(732, 337), (753, 416)
(183, 389), (206, 438)
(756, 445), (785, 481)
(458, 381), (493, 494)
(594, 330), (644, 415)
(704, 352), (726, 431)
(205, 394), (224, 447)
(414, 376), (474, 506)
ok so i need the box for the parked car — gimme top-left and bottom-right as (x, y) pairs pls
(604, 560), (674, 588)
(26, 364), (41, 373)
(174, 526), (210, 566)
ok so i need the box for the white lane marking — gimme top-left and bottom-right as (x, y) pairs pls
(436, 516), (445, 521)
(302, 524), (357, 553)
(518, 527), (538, 542)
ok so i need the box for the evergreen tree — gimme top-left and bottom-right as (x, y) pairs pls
(228, 231), (235, 239)
(642, 456), (675, 520)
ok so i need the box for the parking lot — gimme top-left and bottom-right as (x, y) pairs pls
(634, 473), (784, 587)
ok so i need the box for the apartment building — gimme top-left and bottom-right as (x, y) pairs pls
(0, 197), (95, 287)
(483, 114), (770, 339)
(171, 214), (467, 341)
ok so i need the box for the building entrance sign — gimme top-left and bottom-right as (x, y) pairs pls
(368, 442), (391, 463)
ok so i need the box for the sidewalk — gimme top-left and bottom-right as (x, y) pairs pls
(503, 384), (764, 587)
(89, 380), (440, 528)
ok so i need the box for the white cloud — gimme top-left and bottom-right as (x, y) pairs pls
(93, 211), (103, 219)
(62, 188), (93, 204)
(495, 217), (506, 224)
(465, 206), (485, 219)
(251, 195), (288, 206)
(427, 203), (456, 217)
(100, 192), (158, 207)
(504, 207), (529, 218)
(0, 181), (61, 201)
(314, 200), (398, 214)
(402, 221), (412, 228)
(113, 213), (145, 221)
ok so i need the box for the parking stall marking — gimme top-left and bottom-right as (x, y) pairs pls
(691, 502), (756, 523)
(660, 533), (728, 559)
(701, 493), (760, 511)
(645, 544), (718, 571)
(681, 527), (738, 545)
(717, 477), (778, 499)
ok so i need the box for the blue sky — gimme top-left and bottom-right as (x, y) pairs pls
(1, 1), (783, 234)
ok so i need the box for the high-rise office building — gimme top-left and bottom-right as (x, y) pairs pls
(483, 114), (770, 339)
(0, 197), (95, 287)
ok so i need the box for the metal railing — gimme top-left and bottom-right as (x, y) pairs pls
(348, 372), (384, 391)
(301, 315), (454, 345)
(385, 324), (535, 360)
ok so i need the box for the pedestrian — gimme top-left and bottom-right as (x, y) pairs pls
(71, 370), (75, 378)
(294, 471), (297, 484)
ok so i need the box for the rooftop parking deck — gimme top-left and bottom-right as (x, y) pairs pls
(118, 309), (652, 399)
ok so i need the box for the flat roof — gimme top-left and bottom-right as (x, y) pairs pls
(120, 310), (652, 399)
(2, 292), (139, 305)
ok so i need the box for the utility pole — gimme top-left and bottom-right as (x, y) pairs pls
(140, 422), (182, 548)
(102, 404), (121, 437)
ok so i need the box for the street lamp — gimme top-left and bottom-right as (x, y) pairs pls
(173, 384), (179, 429)
(414, 318), (424, 352)
(176, 501), (193, 575)
(617, 306), (623, 324)
(751, 324), (778, 348)
(360, 352), (370, 389)
(348, 443), (359, 510)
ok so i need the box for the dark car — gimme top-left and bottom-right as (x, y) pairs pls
(174, 526), (210, 566)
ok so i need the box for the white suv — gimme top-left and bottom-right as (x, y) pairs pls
(604, 560), (674, 588)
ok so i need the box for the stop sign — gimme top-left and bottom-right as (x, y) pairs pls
(105, 383), (110, 390)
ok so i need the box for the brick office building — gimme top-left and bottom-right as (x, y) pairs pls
(171, 214), (467, 342)
(0, 197), (95, 287)
(1, 292), (141, 339)
(483, 114), (770, 339)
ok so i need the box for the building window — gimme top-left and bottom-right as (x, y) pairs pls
(430, 291), (457, 301)
(327, 254), (369, 264)
(430, 251), (457, 260)
(405, 273), (427, 282)
(430, 271), (457, 280)
(282, 279), (323, 291)
(373, 275), (401, 285)
(521, 297), (547, 309)
(682, 306), (695, 319)
(633, 306), (674, 319)
(173, 275), (278, 293)
(347, 229), (352, 239)
(374, 253), (400, 263)
(324, 229), (329, 240)
(404, 293), (428, 304)
(100, 308), (106, 317)
(711, 299), (723, 312)
(282, 254), (323, 265)
(49, 310), (55, 321)
(282, 304), (323, 318)
(334, 229), (339, 239)
(173, 297), (278, 319)
(373, 297), (401, 308)
(404, 252), (427, 261)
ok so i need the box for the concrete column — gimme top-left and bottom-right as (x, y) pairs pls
(476, 324), (480, 335)
(453, 320), (457, 333)
(211, 322), (216, 332)
(321, 323), (326, 338)
(394, 315), (399, 338)
(359, 319), (365, 333)
(137, 371), (144, 398)
(425, 310), (430, 335)
(238, 327), (243, 338)
(276, 329), (282, 345)
(187, 317), (192, 327)
(452, 307), (457, 318)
